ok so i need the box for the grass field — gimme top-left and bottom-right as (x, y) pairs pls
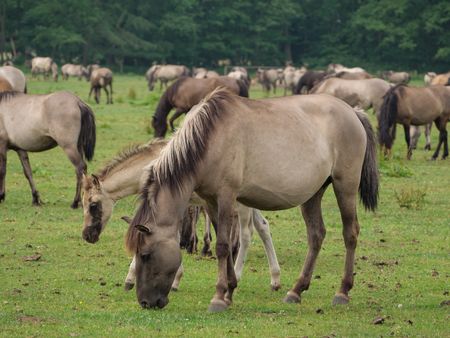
(0, 74), (448, 337)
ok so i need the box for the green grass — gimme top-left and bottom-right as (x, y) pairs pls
(0, 75), (448, 337)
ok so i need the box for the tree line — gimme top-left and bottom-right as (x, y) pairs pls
(1, 0), (449, 72)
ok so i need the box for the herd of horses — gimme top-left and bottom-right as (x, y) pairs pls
(0, 59), (449, 313)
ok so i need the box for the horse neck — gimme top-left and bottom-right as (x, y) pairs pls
(100, 160), (148, 202)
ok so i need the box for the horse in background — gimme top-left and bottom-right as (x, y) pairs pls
(0, 66), (26, 92)
(62, 64), (89, 81)
(193, 67), (220, 79)
(424, 72), (437, 85)
(381, 71), (410, 84)
(334, 71), (372, 80)
(146, 64), (190, 91)
(328, 63), (365, 74)
(88, 68), (113, 104)
(282, 66), (307, 95)
(379, 84), (450, 160)
(256, 68), (283, 94)
(0, 91), (96, 208)
(31, 57), (58, 81)
(294, 70), (328, 94)
(151, 76), (249, 137)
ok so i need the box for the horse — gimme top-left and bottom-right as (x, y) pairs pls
(0, 66), (26, 92)
(424, 72), (437, 85)
(379, 84), (450, 160)
(328, 63), (365, 74)
(62, 64), (89, 81)
(293, 70), (328, 94)
(146, 65), (190, 91)
(0, 91), (96, 208)
(151, 76), (249, 138)
(0, 76), (13, 92)
(381, 71), (410, 84)
(310, 78), (391, 118)
(193, 68), (220, 79)
(430, 72), (450, 86)
(31, 57), (58, 81)
(125, 88), (379, 312)
(410, 124), (432, 151)
(281, 66), (307, 95)
(81, 139), (280, 291)
(256, 68), (283, 94)
(334, 71), (372, 80)
(88, 68), (113, 104)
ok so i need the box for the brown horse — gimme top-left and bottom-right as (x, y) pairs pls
(294, 70), (328, 94)
(0, 91), (96, 208)
(126, 89), (378, 312)
(152, 76), (249, 137)
(379, 84), (450, 159)
(88, 68), (113, 104)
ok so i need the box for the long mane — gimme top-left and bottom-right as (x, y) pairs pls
(126, 88), (236, 253)
(0, 91), (20, 103)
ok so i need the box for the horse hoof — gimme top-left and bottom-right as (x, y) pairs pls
(283, 291), (300, 304)
(71, 202), (79, 209)
(271, 282), (281, 291)
(124, 282), (134, 291)
(171, 286), (178, 292)
(0, 193), (5, 203)
(208, 299), (229, 313)
(332, 293), (350, 305)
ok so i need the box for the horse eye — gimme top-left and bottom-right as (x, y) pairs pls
(89, 202), (99, 213)
(141, 253), (151, 262)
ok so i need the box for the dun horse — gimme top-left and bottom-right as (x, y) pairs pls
(89, 68), (113, 104)
(0, 66), (27, 92)
(379, 84), (450, 160)
(146, 65), (190, 91)
(294, 70), (328, 94)
(62, 64), (89, 81)
(152, 76), (249, 137)
(126, 89), (379, 312)
(81, 139), (280, 291)
(0, 91), (95, 208)
(0, 76), (13, 92)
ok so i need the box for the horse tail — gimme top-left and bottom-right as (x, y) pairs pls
(355, 109), (379, 211)
(236, 79), (249, 97)
(77, 101), (96, 161)
(379, 84), (404, 149)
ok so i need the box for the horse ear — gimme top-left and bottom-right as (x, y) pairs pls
(91, 174), (101, 188)
(121, 216), (132, 224)
(135, 224), (152, 234)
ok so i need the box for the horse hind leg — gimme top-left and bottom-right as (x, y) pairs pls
(432, 118), (447, 160)
(201, 210), (213, 256)
(0, 144), (7, 203)
(283, 186), (327, 304)
(124, 256), (136, 291)
(16, 150), (41, 205)
(403, 124), (413, 159)
(62, 145), (86, 208)
(424, 123), (432, 150)
(331, 178), (360, 305)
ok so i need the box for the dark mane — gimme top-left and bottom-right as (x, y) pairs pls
(0, 91), (20, 104)
(126, 88), (236, 252)
(96, 139), (167, 179)
(152, 77), (189, 138)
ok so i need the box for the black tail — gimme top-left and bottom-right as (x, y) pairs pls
(355, 109), (379, 211)
(236, 79), (249, 97)
(379, 84), (404, 149)
(77, 102), (96, 161)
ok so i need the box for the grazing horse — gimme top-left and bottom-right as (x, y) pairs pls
(381, 71), (410, 84)
(31, 57), (58, 81)
(328, 63), (365, 74)
(126, 89), (379, 312)
(379, 84), (450, 160)
(81, 140), (280, 291)
(193, 68), (220, 79)
(0, 91), (96, 208)
(146, 65), (190, 91)
(294, 70), (328, 94)
(311, 78), (391, 118)
(0, 76), (13, 92)
(256, 68), (283, 94)
(151, 76), (249, 137)
(62, 64), (89, 80)
(0, 66), (26, 92)
(89, 68), (113, 104)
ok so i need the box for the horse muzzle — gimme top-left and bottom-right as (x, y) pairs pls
(82, 225), (101, 244)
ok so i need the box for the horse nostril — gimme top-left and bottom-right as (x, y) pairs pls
(156, 298), (167, 309)
(140, 300), (149, 309)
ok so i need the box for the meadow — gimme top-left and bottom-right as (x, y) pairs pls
(0, 74), (448, 337)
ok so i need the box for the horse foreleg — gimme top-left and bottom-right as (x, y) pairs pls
(409, 126), (420, 150)
(171, 264), (184, 291)
(252, 209), (281, 291)
(62, 146), (87, 208)
(16, 150), (41, 206)
(432, 119), (446, 160)
(95, 87), (100, 104)
(88, 86), (94, 101)
(206, 197), (237, 313)
(284, 187), (327, 304)
(403, 124), (412, 159)
(109, 83), (113, 104)
(169, 109), (186, 133)
(201, 211), (212, 256)
(0, 144), (7, 203)
(124, 255), (136, 291)
(103, 86), (110, 105)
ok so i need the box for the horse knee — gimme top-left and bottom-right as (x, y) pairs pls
(216, 242), (230, 258)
